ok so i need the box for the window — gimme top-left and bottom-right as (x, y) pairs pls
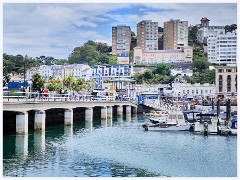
(192, 90), (194, 94)
(218, 69), (222, 73)
(227, 69), (232, 72)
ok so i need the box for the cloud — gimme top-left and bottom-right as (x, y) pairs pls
(3, 3), (237, 59)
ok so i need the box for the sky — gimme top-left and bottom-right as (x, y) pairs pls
(3, 3), (237, 59)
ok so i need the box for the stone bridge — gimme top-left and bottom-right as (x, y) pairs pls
(3, 101), (138, 135)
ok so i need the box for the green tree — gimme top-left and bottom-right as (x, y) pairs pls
(109, 55), (117, 64)
(188, 26), (199, 44)
(143, 70), (153, 80)
(129, 50), (134, 63)
(32, 73), (45, 91)
(72, 78), (86, 92)
(3, 59), (10, 87)
(193, 57), (209, 73)
(132, 73), (143, 84)
(99, 53), (109, 64)
(64, 76), (75, 89)
(153, 63), (171, 76)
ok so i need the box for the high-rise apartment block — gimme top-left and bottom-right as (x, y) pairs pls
(112, 25), (131, 64)
(137, 20), (158, 50)
(163, 19), (188, 50)
(207, 32), (237, 64)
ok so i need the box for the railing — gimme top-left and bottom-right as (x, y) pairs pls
(3, 92), (135, 103)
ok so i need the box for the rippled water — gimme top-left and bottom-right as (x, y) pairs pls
(3, 115), (237, 177)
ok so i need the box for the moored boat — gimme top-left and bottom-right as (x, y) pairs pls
(143, 110), (190, 131)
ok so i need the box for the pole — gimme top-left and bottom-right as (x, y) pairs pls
(23, 58), (26, 90)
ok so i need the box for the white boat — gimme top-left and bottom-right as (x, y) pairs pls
(148, 114), (168, 124)
(143, 110), (190, 131)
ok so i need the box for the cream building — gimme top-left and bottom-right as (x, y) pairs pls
(163, 19), (188, 50)
(133, 46), (193, 64)
(215, 65), (237, 96)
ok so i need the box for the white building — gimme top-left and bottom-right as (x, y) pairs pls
(135, 84), (171, 96)
(207, 32), (237, 64)
(26, 67), (40, 80)
(171, 76), (215, 99)
(51, 65), (62, 79)
(197, 26), (225, 44)
(39, 65), (53, 81)
(171, 69), (193, 77)
(92, 64), (133, 80)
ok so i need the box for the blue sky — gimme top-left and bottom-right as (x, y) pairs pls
(3, 3), (237, 59)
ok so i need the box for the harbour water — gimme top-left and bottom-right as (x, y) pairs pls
(3, 115), (237, 177)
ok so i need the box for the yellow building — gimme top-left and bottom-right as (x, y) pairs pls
(133, 46), (193, 64)
(215, 65), (237, 96)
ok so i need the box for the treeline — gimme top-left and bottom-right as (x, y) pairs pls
(68, 40), (115, 65)
(133, 63), (176, 84)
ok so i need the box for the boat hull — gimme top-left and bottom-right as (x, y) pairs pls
(143, 123), (190, 131)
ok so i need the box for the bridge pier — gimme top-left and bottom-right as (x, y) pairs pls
(34, 131), (45, 153)
(117, 105), (123, 117)
(132, 106), (138, 114)
(107, 106), (113, 127)
(64, 109), (73, 126)
(126, 105), (131, 115)
(85, 107), (93, 122)
(34, 110), (46, 131)
(101, 106), (107, 120)
(16, 112), (28, 135)
(15, 134), (28, 156)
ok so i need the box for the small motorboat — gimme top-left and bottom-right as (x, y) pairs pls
(143, 110), (190, 131)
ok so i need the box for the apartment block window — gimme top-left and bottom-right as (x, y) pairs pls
(219, 75), (223, 81)
(227, 69), (232, 72)
(218, 69), (223, 73)
(192, 90), (194, 94)
(227, 86), (231, 92)
(187, 90), (189, 94)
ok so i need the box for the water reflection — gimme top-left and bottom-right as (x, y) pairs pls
(64, 126), (73, 138)
(34, 131), (45, 154)
(85, 120), (93, 132)
(15, 135), (28, 157)
(107, 118), (112, 127)
(117, 116), (123, 125)
(126, 114), (131, 123)
(3, 115), (237, 177)
(101, 119), (107, 128)
(131, 114), (138, 123)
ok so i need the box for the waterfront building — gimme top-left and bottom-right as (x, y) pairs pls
(51, 65), (63, 79)
(163, 19), (188, 50)
(62, 64), (75, 79)
(215, 65), (237, 97)
(26, 67), (40, 80)
(135, 84), (171, 96)
(39, 65), (53, 82)
(197, 17), (225, 44)
(133, 46), (192, 64)
(112, 25), (131, 64)
(166, 75), (216, 99)
(207, 32), (237, 64)
(92, 64), (133, 81)
(137, 20), (158, 51)
(61, 64), (91, 80)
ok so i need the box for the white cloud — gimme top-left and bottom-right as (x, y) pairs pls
(3, 3), (237, 59)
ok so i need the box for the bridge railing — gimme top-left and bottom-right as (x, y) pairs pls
(3, 92), (134, 103)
